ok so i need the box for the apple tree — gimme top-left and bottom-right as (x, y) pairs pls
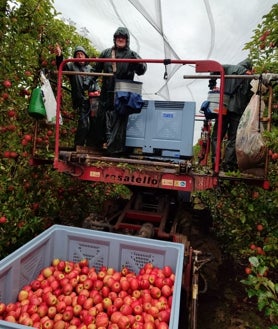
(196, 4), (278, 324)
(0, 0), (131, 259)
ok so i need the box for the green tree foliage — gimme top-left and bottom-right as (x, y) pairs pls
(244, 3), (278, 73)
(0, 0), (131, 259)
(197, 4), (278, 325)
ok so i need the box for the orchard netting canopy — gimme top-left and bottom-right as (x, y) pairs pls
(53, 0), (276, 140)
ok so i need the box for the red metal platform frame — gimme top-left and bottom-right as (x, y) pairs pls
(52, 58), (226, 192)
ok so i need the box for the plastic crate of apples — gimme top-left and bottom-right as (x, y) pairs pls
(0, 225), (184, 329)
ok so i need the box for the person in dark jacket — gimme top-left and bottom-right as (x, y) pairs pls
(55, 44), (100, 147)
(210, 58), (253, 171)
(92, 27), (147, 154)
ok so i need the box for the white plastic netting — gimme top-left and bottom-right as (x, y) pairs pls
(54, 0), (276, 141)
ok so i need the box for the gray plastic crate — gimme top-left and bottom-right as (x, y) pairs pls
(0, 225), (184, 329)
(126, 100), (195, 157)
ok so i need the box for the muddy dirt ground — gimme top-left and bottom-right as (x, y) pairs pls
(177, 204), (272, 329)
(58, 196), (272, 329)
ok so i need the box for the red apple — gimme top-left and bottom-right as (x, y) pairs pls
(88, 269), (98, 281)
(139, 279), (150, 290)
(110, 311), (122, 324)
(121, 267), (129, 276)
(143, 263), (154, 272)
(108, 323), (120, 329)
(53, 320), (67, 329)
(112, 271), (121, 281)
(156, 321), (169, 329)
(7, 109), (16, 117)
(62, 283), (73, 295)
(134, 314), (143, 323)
(118, 290), (128, 299)
(4, 314), (16, 323)
(69, 277), (78, 288)
(18, 311), (31, 324)
(114, 297), (124, 309)
(83, 297), (93, 310)
(133, 304), (143, 315)
(88, 306), (98, 317)
(62, 308), (73, 321)
(56, 301), (66, 313)
(79, 274), (88, 283)
(148, 274), (157, 285)
(102, 297), (112, 309)
(129, 278), (139, 291)
(93, 279), (104, 291)
(120, 304), (133, 316)
(0, 302), (6, 315)
(101, 285), (110, 297)
(79, 288), (89, 297)
(64, 261), (74, 273)
(50, 280), (59, 291)
(73, 304), (82, 316)
(3, 80), (12, 88)
(67, 269), (79, 280)
(148, 306), (159, 318)
(91, 292), (102, 304)
(120, 278), (130, 291)
(37, 304), (48, 318)
(143, 313), (155, 324)
(42, 266), (54, 278)
(154, 277), (164, 289)
(95, 302), (104, 313)
(143, 302), (152, 312)
(108, 291), (118, 301)
(64, 295), (73, 306)
(75, 283), (84, 294)
(70, 316), (81, 327)
(53, 270), (64, 280)
(47, 306), (57, 319)
(106, 304), (118, 316)
(161, 285), (172, 298)
(30, 279), (41, 290)
(117, 315), (130, 329)
(40, 279), (49, 289)
(52, 258), (60, 267)
(157, 310), (170, 323)
(162, 266), (173, 278)
(141, 290), (153, 302)
(27, 304), (38, 316)
(42, 318), (54, 329)
(79, 258), (89, 267)
(127, 314), (136, 326)
(83, 278), (93, 290)
(53, 313), (63, 322)
(132, 321), (144, 329)
(107, 267), (115, 275)
(77, 294), (87, 306)
(81, 266), (89, 275)
(150, 286), (161, 299)
(57, 260), (66, 271)
(132, 290), (141, 299)
(111, 281), (121, 293)
(17, 289), (29, 301)
(82, 313), (93, 325)
(95, 312), (109, 328)
(0, 215), (7, 223)
(2, 92), (9, 100)
(31, 312), (40, 324)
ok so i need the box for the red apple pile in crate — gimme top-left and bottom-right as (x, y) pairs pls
(0, 258), (176, 329)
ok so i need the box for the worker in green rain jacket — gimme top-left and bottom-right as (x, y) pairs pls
(91, 27), (147, 154)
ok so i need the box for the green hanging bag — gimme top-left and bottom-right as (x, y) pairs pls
(28, 87), (47, 119)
